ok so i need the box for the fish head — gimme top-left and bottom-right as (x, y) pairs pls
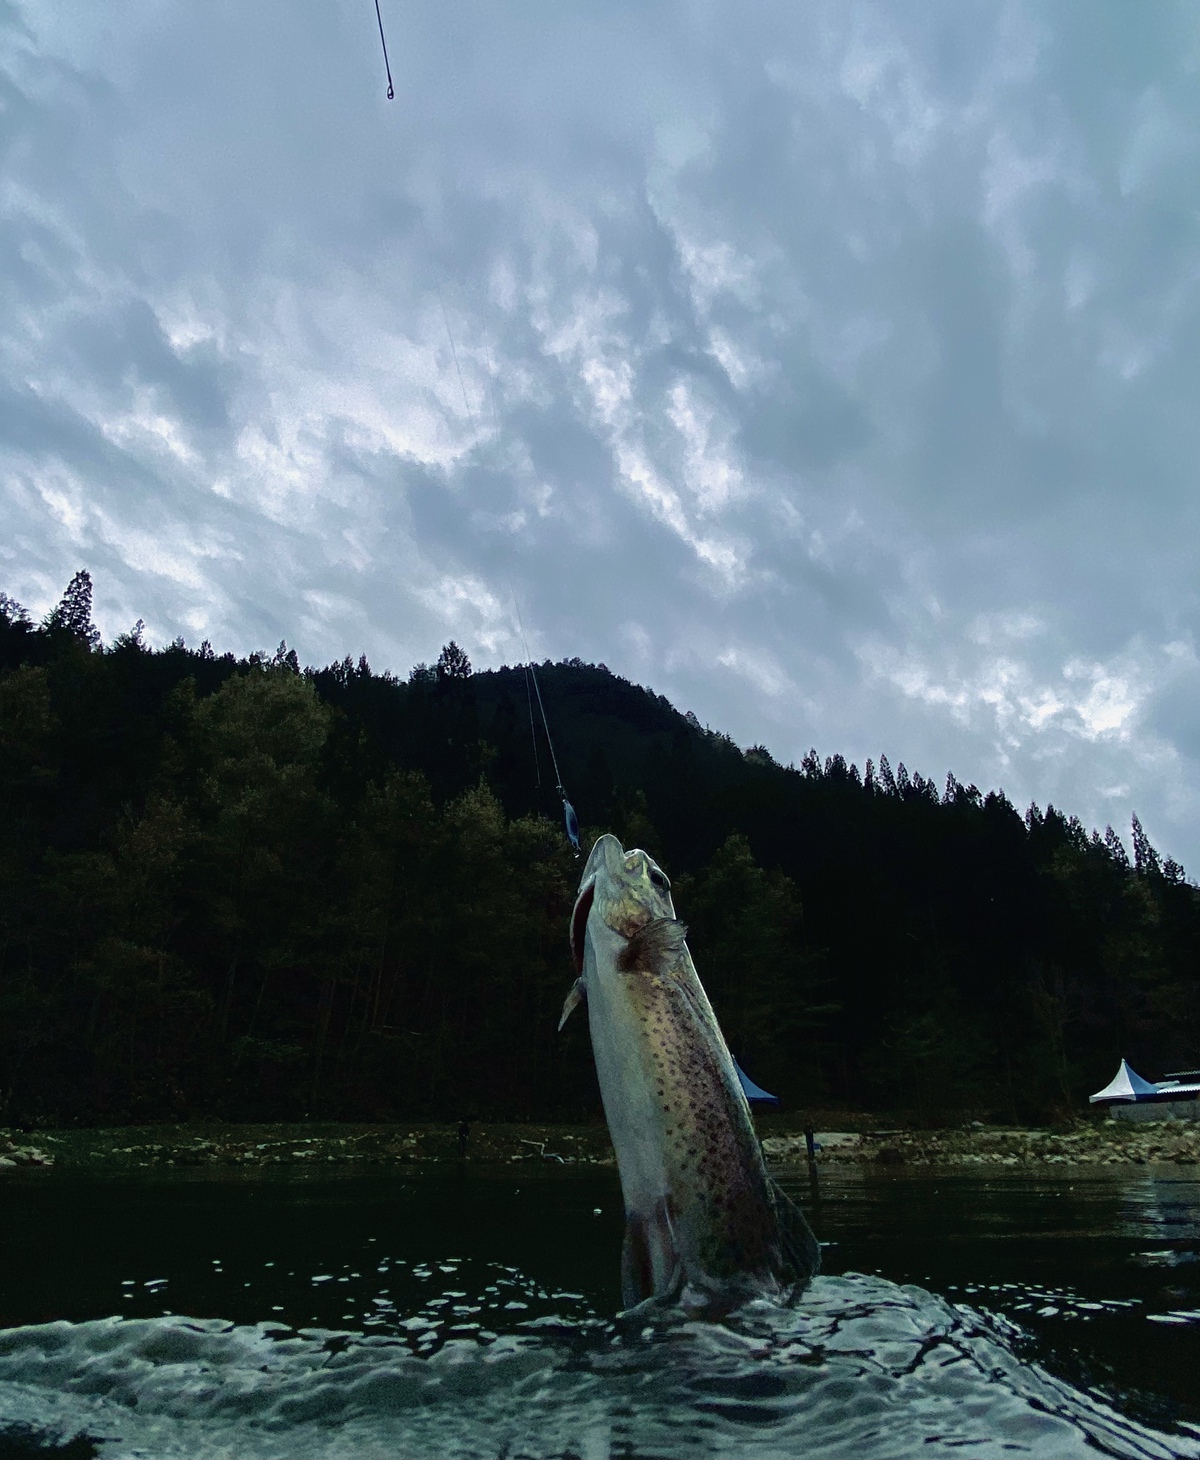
(570, 833), (675, 977)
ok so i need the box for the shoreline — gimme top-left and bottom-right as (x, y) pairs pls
(762, 1121), (1200, 1169)
(5, 1116), (1200, 1174)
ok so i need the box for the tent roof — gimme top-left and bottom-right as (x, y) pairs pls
(733, 1059), (780, 1106)
(1089, 1059), (1160, 1104)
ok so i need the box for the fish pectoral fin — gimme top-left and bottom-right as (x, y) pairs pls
(557, 977), (586, 1032)
(617, 918), (689, 975)
(620, 1199), (683, 1309)
(769, 1177), (821, 1286)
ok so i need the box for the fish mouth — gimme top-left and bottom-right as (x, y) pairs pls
(570, 879), (595, 975)
(570, 834), (626, 974)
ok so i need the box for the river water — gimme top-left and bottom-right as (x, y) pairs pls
(2, 1163), (1199, 1458)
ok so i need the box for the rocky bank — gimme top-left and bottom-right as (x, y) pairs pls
(764, 1119), (1200, 1168)
(4, 1116), (1200, 1174)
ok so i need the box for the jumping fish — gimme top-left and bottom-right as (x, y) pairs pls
(561, 833), (819, 1311)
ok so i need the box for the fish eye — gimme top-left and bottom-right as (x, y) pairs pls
(648, 867), (668, 891)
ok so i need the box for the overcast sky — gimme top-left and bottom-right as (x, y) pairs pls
(3, 1), (1199, 868)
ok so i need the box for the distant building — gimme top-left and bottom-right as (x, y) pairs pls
(1090, 1060), (1200, 1121)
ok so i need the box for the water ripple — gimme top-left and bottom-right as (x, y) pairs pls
(0, 1274), (1194, 1459)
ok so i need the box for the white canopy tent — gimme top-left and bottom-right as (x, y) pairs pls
(1088, 1059), (1162, 1104)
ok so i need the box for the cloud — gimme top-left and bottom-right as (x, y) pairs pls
(3, 0), (1200, 869)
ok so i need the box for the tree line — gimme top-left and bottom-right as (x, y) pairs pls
(1, 570), (1197, 1127)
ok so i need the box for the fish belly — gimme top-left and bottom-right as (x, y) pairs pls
(589, 951), (781, 1307)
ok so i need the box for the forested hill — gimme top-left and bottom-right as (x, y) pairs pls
(2, 571), (1198, 1129)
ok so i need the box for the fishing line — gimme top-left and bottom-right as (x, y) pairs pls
(373, 0), (395, 100)
(512, 590), (556, 784)
(482, 339), (502, 437)
(365, 19), (576, 852)
(531, 659), (581, 853)
(513, 587), (580, 853)
(522, 659), (543, 807)
(366, 9), (477, 432)
(529, 662), (563, 803)
(436, 287), (477, 430)
(512, 590), (544, 807)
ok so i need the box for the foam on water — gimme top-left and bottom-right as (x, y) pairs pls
(1, 1273), (1194, 1459)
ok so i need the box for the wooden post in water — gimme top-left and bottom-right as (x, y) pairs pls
(805, 1125), (820, 1205)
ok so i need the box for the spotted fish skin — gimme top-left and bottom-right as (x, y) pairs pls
(564, 834), (818, 1311)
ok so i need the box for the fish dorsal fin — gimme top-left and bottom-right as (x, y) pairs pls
(618, 918), (688, 975)
(769, 1177), (820, 1287)
(558, 977), (586, 1031)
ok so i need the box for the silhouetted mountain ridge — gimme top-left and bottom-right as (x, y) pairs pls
(2, 573), (1197, 1126)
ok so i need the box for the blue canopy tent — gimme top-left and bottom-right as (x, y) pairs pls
(734, 1059), (780, 1107)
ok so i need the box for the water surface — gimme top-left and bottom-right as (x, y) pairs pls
(2, 1164), (1198, 1457)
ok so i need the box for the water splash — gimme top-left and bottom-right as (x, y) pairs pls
(1, 1274), (1193, 1459)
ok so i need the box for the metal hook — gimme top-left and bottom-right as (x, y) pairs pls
(374, 0), (395, 102)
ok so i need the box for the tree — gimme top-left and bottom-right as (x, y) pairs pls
(1131, 812), (1162, 877)
(2, 601), (1199, 1127)
(673, 834), (835, 1103)
(0, 592), (29, 626)
(272, 640), (301, 675)
(436, 641), (472, 680)
(45, 569), (101, 650)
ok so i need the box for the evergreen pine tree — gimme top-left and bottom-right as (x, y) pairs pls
(45, 569), (101, 649)
(437, 641), (472, 680)
(1104, 825), (1130, 869)
(1131, 812), (1162, 876)
(0, 591), (30, 625)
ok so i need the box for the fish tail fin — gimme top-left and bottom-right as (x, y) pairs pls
(769, 1177), (821, 1287)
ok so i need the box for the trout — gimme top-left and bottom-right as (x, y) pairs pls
(561, 833), (819, 1311)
